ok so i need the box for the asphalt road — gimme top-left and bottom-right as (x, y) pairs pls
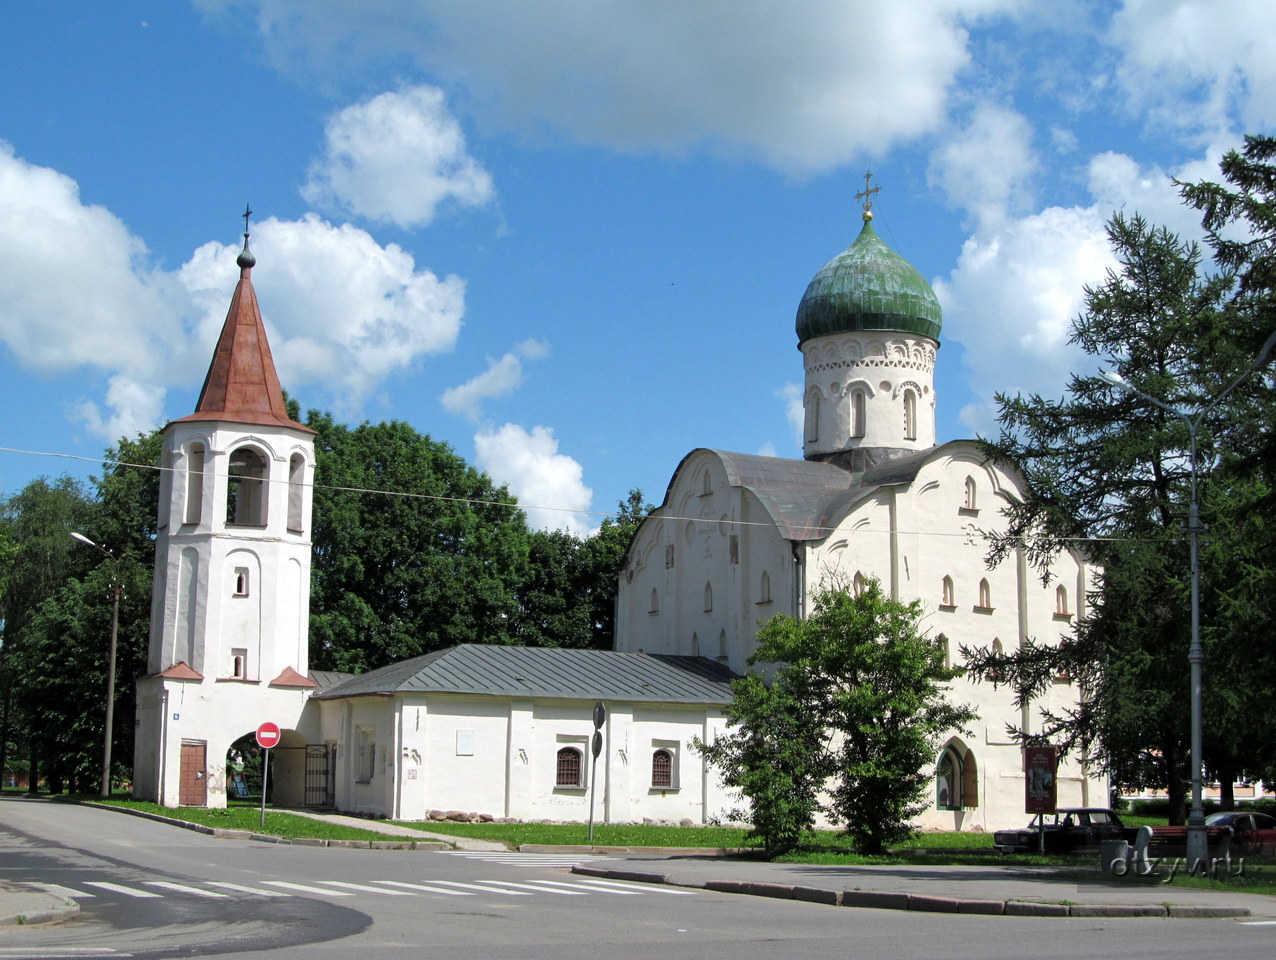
(2, 797), (1275, 960)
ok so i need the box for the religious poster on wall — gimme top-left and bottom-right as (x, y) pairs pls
(1024, 744), (1058, 815)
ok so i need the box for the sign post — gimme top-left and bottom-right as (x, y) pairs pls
(256, 722), (281, 830)
(588, 702), (606, 843)
(1024, 744), (1058, 855)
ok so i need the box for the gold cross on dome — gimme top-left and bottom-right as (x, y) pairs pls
(856, 170), (880, 217)
(242, 203), (253, 241)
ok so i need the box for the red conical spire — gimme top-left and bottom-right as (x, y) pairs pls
(174, 209), (312, 433)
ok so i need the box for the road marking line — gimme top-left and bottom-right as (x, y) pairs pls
(0, 950), (120, 956)
(370, 880), (473, 896)
(1239, 920), (1276, 925)
(316, 881), (415, 896)
(573, 879), (699, 895)
(144, 882), (230, 898)
(526, 879), (641, 895)
(205, 882), (293, 897)
(476, 880), (587, 895)
(33, 883), (95, 898)
(428, 881), (532, 896)
(262, 881), (355, 897)
(85, 882), (162, 899)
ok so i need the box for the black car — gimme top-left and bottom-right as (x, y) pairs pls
(993, 807), (1131, 854)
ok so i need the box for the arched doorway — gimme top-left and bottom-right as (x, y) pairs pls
(936, 738), (978, 811)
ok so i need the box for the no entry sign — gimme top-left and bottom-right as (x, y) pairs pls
(256, 721), (281, 749)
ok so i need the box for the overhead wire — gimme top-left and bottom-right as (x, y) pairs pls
(0, 442), (1178, 543)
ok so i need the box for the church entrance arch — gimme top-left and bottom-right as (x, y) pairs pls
(936, 738), (978, 811)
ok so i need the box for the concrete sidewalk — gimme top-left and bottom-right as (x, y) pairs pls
(0, 880), (79, 927)
(573, 856), (1276, 919)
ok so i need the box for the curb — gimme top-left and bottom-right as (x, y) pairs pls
(50, 799), (454, 850)
(0, 886), (80, 928)
(571, 867), (1253, 919)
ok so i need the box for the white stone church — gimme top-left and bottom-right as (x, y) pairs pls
(133, 204), (1106, 832)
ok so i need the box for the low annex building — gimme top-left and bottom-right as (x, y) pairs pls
(134, 196), (1105, 832)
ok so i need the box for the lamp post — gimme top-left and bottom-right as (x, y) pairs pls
(1101, 328), (1276, 873)
(71, 532), (121, 799)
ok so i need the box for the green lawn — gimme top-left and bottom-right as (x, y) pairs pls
(59, 796), (420, 843)
(390, 820), (757, 849)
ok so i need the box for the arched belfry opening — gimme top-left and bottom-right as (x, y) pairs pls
(227, 446), (269, 526)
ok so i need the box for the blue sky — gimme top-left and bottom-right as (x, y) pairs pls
(1, 1), (1272, 535)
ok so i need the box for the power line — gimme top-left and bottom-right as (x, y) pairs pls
(0, 443), (1178, 544)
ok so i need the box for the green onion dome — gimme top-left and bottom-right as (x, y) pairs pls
(795, 216), (942, 345)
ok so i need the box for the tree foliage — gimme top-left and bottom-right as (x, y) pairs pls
(964, 139), (1276, 818)
(0, 430), (161, 793)
(698, 581), (975, 856)
(305, 412), (533, 673)
(500, 490), (652, 650)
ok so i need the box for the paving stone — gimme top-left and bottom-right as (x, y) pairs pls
(1005, 901), (1069, 917)
(1069, 904), (1167, 917)
(1166, 905), (1250, 918)
(841, 890), (910, 911)
(793, 886), (840, 905)
(957, 899), (1005, 915)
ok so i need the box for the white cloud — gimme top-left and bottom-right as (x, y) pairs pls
(937, 205), (1114, 436)
(778, 382), (804, 451)
(0, 142), (183, 439)
(937, 145), (1232, 439)
(1109, 0), (1276, 134)
(441, 339), (549, 422)
(302, 85), (494, 229)
(71, 376), (167, 444)
(180, 215), (466, 415)
(0, 143), (468, 439)
(473, 423), (593, 536)
(928, 103), (1039, 227)
(196, 0), (1023, 174)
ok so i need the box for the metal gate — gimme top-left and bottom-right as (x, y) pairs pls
(304, 743), (334, 808)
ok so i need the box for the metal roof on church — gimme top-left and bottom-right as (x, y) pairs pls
(669, 442), (975, 543)
(313, 644), (738, 704)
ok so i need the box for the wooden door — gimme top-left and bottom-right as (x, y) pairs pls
(179, 742), (207, 806)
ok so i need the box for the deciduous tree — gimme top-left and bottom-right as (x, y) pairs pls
(698, 581), (974, 856)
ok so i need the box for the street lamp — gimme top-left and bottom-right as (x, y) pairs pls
(1101, 327), (1276, 873)
(71, 532), (121, 799)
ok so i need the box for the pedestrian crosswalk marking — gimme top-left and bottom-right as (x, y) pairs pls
(206, 881), (292, 897)
(527, 880), (640, 895)
(37, 874), (696, 903)
(262, 880), (356, 897)
(475, 880), (588, 896)
(371, 880), (473, 896)
(85, 881), (162, 899)
(429, 880), (532, 896)
(145, 881), (229, 898)
(317, 881), (415, 896)
(446, 851), (614, 867)
(574, 878), (698, 895)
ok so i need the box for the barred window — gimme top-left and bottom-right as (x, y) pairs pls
(652, 749), (673, 788)
(555, 747), (583, 788)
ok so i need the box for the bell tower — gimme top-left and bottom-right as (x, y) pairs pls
(133, 212), (318, 808)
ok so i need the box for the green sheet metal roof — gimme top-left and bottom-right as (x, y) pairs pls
(796, 218), (942, 345)
(314, 644), (738, 704)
